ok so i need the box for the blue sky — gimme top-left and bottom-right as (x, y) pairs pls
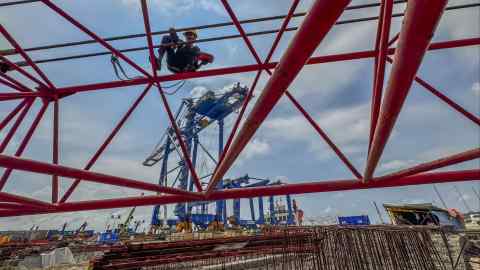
(0, 0), (479, 231)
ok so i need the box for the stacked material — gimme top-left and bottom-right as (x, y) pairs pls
(90, 225), (479, 270)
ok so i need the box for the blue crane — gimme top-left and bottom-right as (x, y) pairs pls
(144, 84), (296, 230)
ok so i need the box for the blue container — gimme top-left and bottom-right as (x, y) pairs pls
(98, 232), (119, 244)
(338, 215), (370, 225)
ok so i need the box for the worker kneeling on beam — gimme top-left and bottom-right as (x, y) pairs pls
(156, 28), (214, 73)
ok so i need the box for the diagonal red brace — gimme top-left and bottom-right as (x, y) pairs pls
(207, 0), (352, 194)
(364, 0), (448, 181)
(0, 154), (203, 198)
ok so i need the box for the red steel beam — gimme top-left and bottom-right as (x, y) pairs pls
(0, 99), (34, 153)
(207, 0), (352, 193)
(386, 56), (479, 126)
(0, 99), (28, 132)
(219, 0), (299, 161)
(40, 0), (151, 78)
(140, 0), (202, 192)
(364, 0), (448, 181)
(285, 91), (362, 179)
(0, 101), (49, 190)
(155, 86), (203, 192)
(52, 37), (480, 96)
(369, 0), (393, 149)
(1, 169), (477, 217)
(52, 98), (59, 203)
(379, 148), (480, 180)
(0, 191), (55, 209)
(0, 24), (55, 90)
(0, 154), (203, 198)
(0, 72), (34, 93)
(0, 55), (48, 89)
(60, 84), (153, 203)
(0, 77), (30, 93)
(0, 92), (43, 101)
(409, 68), (480, 126)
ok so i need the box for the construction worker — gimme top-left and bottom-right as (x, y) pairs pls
(0, 61), (12, 73)
(156, 28), (214, 73)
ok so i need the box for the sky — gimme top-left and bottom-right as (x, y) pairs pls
(0, 0), (479, 231)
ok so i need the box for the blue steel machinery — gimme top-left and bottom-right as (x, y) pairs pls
(143, 83), (295, 230)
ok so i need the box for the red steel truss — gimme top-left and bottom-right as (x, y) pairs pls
(0, 0), (478, 216)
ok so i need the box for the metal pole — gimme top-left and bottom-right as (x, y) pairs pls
(364, 0), (448, 180)
(0, 99), (28, 133)
(433, 185), (448, 209)
(60, 84), (153, 203)
(187, 135), (199, 215)
(286, 194), (294, 225)
(216, 119), (225, 221)
(269, 196), (276, 225)
(0, 101), (49, 190)
(258, 197), (265, 224)
(379, 148), (480, 180)
(0, 154), (202, 197)
(369, 0), (393, 149)
(52, 98), (59, 203)
(249, 198), (255, 222)
(372, 201), (385, 224)
(0, 99), (34, 153)
(208, 0), (352, 193)
(0, 170), (477, 217)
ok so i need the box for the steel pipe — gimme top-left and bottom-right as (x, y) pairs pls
(0, 154), (202, 198)
(364, 0), (448, 181)
(0, 169), (477, 217)
(207, 0), (352, 193)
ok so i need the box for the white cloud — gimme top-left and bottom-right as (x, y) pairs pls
(242, 138), (271, 159)
(472, 82), (480, 96)
(379, 159), (416, 172)
(121, 0), (224, 17)
(263, 104), (369, 159)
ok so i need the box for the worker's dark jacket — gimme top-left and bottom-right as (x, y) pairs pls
(160, 32), (201, 73)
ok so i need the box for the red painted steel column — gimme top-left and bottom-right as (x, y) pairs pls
(60, 84), (153, 203)
(1, 170), (477, 217)
(207, 0), (352, 193)
(364, 0), (448, 181)
(0, 101), (49, 190)
(52, 99), (59, 203)
(0, 154), (203, 198)
(379, 148), (480, 180)
(0, 99), (34, 153)
(369, 0), (393, 149)
(0, 100), (28, 132)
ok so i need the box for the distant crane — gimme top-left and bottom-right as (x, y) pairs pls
(144, 84), (296, 230)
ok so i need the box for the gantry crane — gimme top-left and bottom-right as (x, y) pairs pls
(144, 84), (296, 230)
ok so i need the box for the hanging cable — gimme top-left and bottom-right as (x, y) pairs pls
(111, 54), (132, 80)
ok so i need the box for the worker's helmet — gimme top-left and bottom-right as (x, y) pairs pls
(183, 29), (198, 39)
